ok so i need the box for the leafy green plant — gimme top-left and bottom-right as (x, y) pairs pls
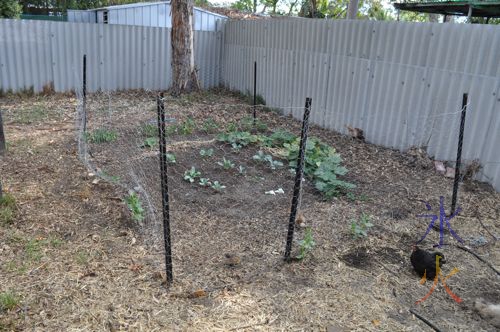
(183, 167), (201, 183)
(217, 157), (235, 170)
(198, 178), (211, 187)
(0, 291), (19, 312)
(179, 117), (195, 135)
(297, 227), (315, 260)
(0, 193), (16, 225)
(125, 192), (145, 223)
(87, 128), (117, 143)
(25, 239), (44, 262)
(351, 213), (373, 239)
(165, 124), (177, 136)
(217, 131), (259, 150)
(238, 165), (246, 175)
(284, 137), (355, 198)
(252, 150), (283, 170)
(141, 137), (157, 149)
(263, 129), (297, 147)
(202, 118), (219, 133)
(211, 181), (226, 191)
(226, 122), (238, 133)
(166, 153), (176, 164)
(200, 148), (214, 157)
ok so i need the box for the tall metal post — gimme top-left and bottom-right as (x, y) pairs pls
(450, 93), (468, 215)
(253, 61), (257, 126)
(157, 93), (173, 284)
(82, 55), (87, 133)
(284, 98), (312, 260)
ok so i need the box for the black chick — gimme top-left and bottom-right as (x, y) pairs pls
(410, 245), (445, 280)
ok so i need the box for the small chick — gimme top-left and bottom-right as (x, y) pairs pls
(224, 253), (241, 267)
(346, 125), (365, 140)
(410, 245), (445, 280)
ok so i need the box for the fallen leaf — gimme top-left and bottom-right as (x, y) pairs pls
(129, 264), (143, 272)
(372, 319), (380, 327)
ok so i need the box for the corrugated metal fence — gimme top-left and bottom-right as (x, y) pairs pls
(222, 19), (500, 191)
(0, 19), (222, 93)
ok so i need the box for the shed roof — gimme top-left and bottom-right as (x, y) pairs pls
(92, 1), (227, 19)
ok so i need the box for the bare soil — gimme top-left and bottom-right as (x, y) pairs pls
(0, 90), (499, 331)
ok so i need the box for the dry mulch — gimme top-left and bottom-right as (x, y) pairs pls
(0, 90), (499, 331)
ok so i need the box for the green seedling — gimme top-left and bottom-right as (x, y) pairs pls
(240, 116), (268, 132)
(200, 148), (214, 157)
(202, 118), (219, 133)
(179, 117), (195, 135)
(141, 137), (158, 149)
(166, 153), (176, 164)
(199, 178), (211, 187)
(183, 167), (201, 183)
(217, 157), (235, 170)
(252, 150), (283, 170)
(297, 227), (315, 260)
(238, 165), (246, 175)
(351, 213), (373, 239)
(217, 131), (259, 150)
(211, 181), (226, 191)
(125, 192), (145, 223)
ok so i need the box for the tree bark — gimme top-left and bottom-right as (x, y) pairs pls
(171, 0), (200, 96)
(347, 0), (359, 20)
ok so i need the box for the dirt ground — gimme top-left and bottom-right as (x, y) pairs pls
(0, 90), (499, 331)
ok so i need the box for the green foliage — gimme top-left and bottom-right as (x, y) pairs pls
(141, 123), (157, 137)
(141, 137), (157, 149)
(201, 118), (219, 133)
(165, 124), (177, 136)
(125, 192), (144, 223)
(211, 181), (226, 191)
(198, 178), (211, 187)
(262, 129), (297, 147)
(252, 150), (283, 170)
(238, 165), (246, 175)
(217, 157), (235, 170)
(87, 128), (117, 143)
(179, 117), (195, 135)
(284, 137), (355, 198)
(0, 291), (19, 312)
(351, 213), (373, 239)
(183, 166), (201, 183)
(0, 193), (16, 225)
(226, 122), (238, 133)
(166, 153), (176, 164)
(297, 227), (315, 260)
(25, 239), (43, 261)
(231, 0), (254, 12)
(199, 148), (214, 157)
(0, 0), (22, 18)
(217, 131), (260, 150)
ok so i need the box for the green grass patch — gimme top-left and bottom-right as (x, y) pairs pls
(0, 193), (16, 225)
(0, 291), (20, 312)
(87, 129), (118, 144)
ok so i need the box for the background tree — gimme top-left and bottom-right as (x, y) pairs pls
(171, 0), (199, 95)
(0, 0), (22, 18)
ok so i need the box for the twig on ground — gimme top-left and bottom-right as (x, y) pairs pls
(409, 308), (442, 332)
(455, 244), (500, 276)
(476, 215), (498, 241)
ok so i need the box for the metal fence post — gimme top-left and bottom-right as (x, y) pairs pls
(450, 93), (468, 215)
(82, 55), (87, 133)
(284, 97), (312, 261)
(157, 93), (173, 284)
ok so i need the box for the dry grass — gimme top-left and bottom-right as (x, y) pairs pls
(0, 90), (499, 331)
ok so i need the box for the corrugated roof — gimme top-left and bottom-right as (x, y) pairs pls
(92, 1), (227, 18)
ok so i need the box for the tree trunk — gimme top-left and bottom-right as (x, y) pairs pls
(347, 0), (359, 19)
(171, 0), (200, 96)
